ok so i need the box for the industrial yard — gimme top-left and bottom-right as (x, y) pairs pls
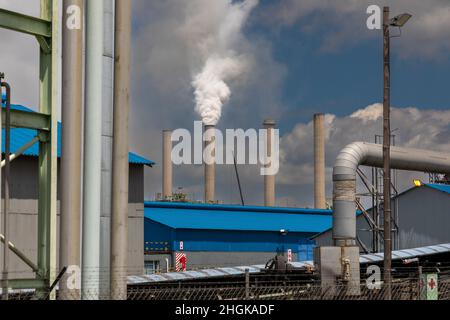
(1, 0), (450, 308)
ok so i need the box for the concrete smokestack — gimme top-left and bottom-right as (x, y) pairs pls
(314, 114), (327, 209)
(204, 125), (216, 203)
(162, 130), (173, 200)
(264, 120), (276, 207)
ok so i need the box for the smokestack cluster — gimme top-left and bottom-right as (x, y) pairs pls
(314, 114), (326, 209)
(162, 130), (173, 200)
(264, 119), (276, 207)
(204, 125), (216, 203)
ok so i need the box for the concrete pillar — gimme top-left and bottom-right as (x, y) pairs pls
(314, 114), (327, 209)
(204, 125), (215, 203)
(264, 120), (276, 207)
(162, 130), (173, 200)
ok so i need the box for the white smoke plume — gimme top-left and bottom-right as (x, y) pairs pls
(192, 0), (258, 126)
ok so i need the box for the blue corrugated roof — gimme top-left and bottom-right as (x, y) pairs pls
(144, 202), (333, 233)
(1, 103), (154, 166)
(426, 183), (450, 195)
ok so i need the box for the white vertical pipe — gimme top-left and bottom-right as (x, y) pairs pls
(83, 0), (104, 300)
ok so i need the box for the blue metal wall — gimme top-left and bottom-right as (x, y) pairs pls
(144, 218), (316, 260)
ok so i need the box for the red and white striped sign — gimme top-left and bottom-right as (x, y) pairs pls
(287, 249), (292, 263)
(176, 253), (187, 272)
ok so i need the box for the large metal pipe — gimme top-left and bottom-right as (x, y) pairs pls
(163, 130), (173, 200)
(60, 0), (83, 300)
(82, 0), (103, 300)
(1, 79), (10, 300)
(204, 125), (215, 203)
(314, 114), (326, 209)
(111, 0), (132, 300)
(264, 120), (276, 207)
(333, 142), (450, 245)
(100, 0), (115, 300)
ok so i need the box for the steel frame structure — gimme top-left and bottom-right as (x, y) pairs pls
(0, 0), (58, 294)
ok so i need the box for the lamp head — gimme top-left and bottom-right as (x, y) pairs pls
(390, 13), (412, 27)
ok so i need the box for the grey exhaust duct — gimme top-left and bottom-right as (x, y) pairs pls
(317, 141), (450, 295)
(333, 141), (450, 245)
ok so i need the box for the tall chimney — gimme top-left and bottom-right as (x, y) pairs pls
(314, 114), (326, 209)
(204, 125), (216, 203)
(264, 119), (276, 207)
(162, 130), (173, 200)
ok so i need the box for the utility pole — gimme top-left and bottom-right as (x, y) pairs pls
(60, 0), (83, 300)
(383, 6), (392, 300)
(111, 0), (132, 300)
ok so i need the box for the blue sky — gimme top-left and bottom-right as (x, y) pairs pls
(244, 0), (450, 134)
(129, 0), (450, 206)
(1, 0), (449, 206)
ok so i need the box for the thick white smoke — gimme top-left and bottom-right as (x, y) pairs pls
(192, 0), (258, 126)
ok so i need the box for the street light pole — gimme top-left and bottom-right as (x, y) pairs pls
(383, 6), (392, 300)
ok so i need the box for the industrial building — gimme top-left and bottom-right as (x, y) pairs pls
(143, 202), (333, 273)
(0, 103), (154, 279)
(314, 183), (450, 252)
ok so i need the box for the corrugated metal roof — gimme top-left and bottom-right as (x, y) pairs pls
(127, 243), (450, 285)
(359, 243), (450, 264)
(127, 265), (266, 285)
(144, 202), (333, 233)
(426, 183), (450, 195)
(1, 103), (154, 166)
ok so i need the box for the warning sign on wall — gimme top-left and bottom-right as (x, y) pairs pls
(287, 249), (292, 263)
(176, 253), (187, 272)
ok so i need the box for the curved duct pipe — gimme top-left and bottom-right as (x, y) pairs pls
(333, 142), (450, 246)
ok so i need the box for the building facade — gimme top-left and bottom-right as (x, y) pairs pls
(0, 103), (154, 279)
(143, 202), (333, 273)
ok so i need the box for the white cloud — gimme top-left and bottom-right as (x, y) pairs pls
(277, 103), (450, 207)
(266, 0), (450, 60)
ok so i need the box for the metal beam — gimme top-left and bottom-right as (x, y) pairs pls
(36, 0), (58, 298)
(0, 234), (40, 273)
(5, 279), (46, 291)
(1, 137), (40, 168)
(1, 109), (50, 131)
(0, 8), (51, 37)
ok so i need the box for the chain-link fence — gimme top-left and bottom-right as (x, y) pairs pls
(3, 274), (449, 301)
